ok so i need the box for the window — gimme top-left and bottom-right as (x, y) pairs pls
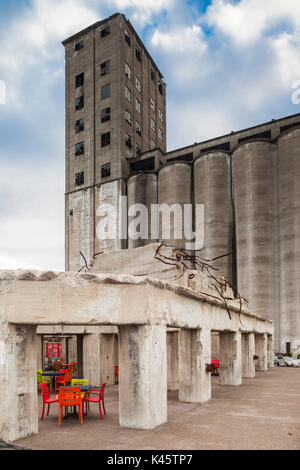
(75, 142), (84, 156)
(125, 109), (132, 124)
(158, 128), (164, 141)
(75, 96), (84, 111)
(151, 139), (156, 149)
(136, 99), (141, 114)
(125, 133), (132, 148)
(75, 119), (84, 133)
(101, 107), (110, 123)
(75, 172), (84, 186)
(125, 86), (131, 102)
(151, 69), (155, 83)
(101, 26), (110, 38)
(75, 41), (84, 52)
(70, 210), (74, 217)
(75, 72), (84, 88)
(136, 122), (141, 136)
(101, 163), (111, 178)
(150, 98), (155, 112)
(100, 60), (110, 76)
(159, 109), (164, 123)
(151, 119), (156, 132)
(125, 29), (131, 46)
(135, 45), (141, 62)
(101, 84), (111, 100)
(136, 77), (141, 92)
(101, 132), (110, 147)
(125, 62), (131, 79)
(136, 144), (142, 157)
(158, 80), (163, 95)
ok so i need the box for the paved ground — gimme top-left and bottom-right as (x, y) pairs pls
(12, 368), (300, 450)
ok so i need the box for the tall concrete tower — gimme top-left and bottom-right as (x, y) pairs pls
(63, 13), (167, 271)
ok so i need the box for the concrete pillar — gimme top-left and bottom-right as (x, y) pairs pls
(36, 335), (43, 370)
(118, 324), (167, 430)
(255, 333), (268, 371)
(0, 325), (38, 442)
(83, 334), (101, 386)
(179, 328), (211, 404)
(267, 335), (275, 368)
(219, 331), (242, 385)
(68, 336), (77, 363)
(77, 334), (84, 378)
(241, 333), (255, 378)
(167, 330), (179, 391)
(100, 334), (116, 385)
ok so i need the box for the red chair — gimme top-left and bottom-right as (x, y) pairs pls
(58, 387), (83, 426)
(40, 383), (58, 420)
(55, 369), (71, 389)
(84, 383), (107, 419)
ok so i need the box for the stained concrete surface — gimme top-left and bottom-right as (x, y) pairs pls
(12, 368), (300, 450)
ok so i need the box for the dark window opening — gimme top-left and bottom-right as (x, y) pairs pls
(101, 163), (111, 178)
(75, 172), (84, 186)
(130, 157), (155, 173)
(75, 72), (84, 88)
(167, 152), (194, 163)
(101, 84), (111, 100)
(101, 132), (111, 147)
(158, 80), (163, 95)
(75, 41), (84, 52)
(70, 210), (74, 216)
(75, 96), (84, 111)
(101, 26), (110, 38)
(135, 46), (141, 62)
(151, 70), (155, 84)
(280, 122), (300, 133)
(101, 107), (111, 123)
(125, 30), (131, 46)
(75, 119), (84, 133)
(75, 142), (85, 156)
(286, 342), (291, 354)
(200, 142), (231, 154)
(100, 60), (110, 76)
(136, 144), (142, 157)
(125, 134), (132, 148)
(238, 130), (271, 144)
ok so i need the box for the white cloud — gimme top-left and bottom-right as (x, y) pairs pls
(112, 0), (174, 26)
(206, 0), (300, 45)
(152, 25), (207, 54)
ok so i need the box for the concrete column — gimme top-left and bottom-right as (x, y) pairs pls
(179, 328), (211, 404)
(241, 333), (255, 378)
(100, 334), (116, 385)
(255, 333), (268, 371)
(77, 334), (84, 378)
(267, 335), (275, 368)
(36, 335), (42, 370)
(167, 330), (179, 391)
(83, 334), (101, 386)
(68, 336), (77, 363)
(219, 331), (242, 386)
(0, 325), (38, 443)
(118, 324), (167, 430)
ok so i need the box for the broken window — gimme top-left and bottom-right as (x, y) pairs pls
(159, 109), (164, 123)
(101, 26), (110, 38)
(125, 29), (131, 46)
(75, 141), (84, 156)
(101, 84), (111, 100)
(151, 139), (156, 149)
(125, 62), (131, 79)
(75, 119), (84, 133)
(136, 45), (141, 62)
(158, 128), (164, 141)
(150, 98), (155, 111)
(136, 144), (142, 157)
(151, 69), (155, 84)
(125, 109), (132, 124)
(136, 99), (141, 114)
(151, 119), (156, 132)
(125, 86), (131, 102)
(75, 96), (84, 111)
(75, 172), (84, 186)
(136, 77), (141, 92)
(100, 60), (110, 76)
(75, 72), (84, 88)
(75, 41), (84, 52)
(136, 122), (141, 136)
(101, 107), (110, 123)
(158, 80), (163, 95)
(101, 163), (111, 178)
(101, 132), (110, 147)
(125, 133), (132, 148)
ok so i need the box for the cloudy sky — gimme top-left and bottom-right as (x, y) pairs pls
(0, 0), (300, 271)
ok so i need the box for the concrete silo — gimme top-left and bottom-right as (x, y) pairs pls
(277, 128), (300, 353)
(127, 172), (158, 249)
(232, 140), (277, 325)
(158, 163), (192, 249)
(194, 152), (233, 282)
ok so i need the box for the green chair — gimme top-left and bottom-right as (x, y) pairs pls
(37, 370), (52, 391)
